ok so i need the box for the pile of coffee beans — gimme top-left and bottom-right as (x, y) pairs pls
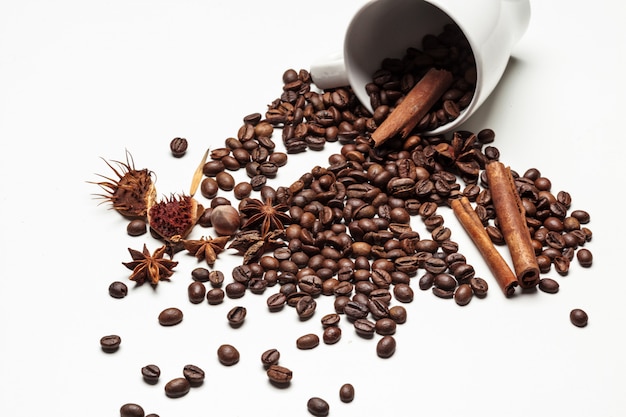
(102, 24), (593, 416)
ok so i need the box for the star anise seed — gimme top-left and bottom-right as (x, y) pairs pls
(182, 235), (230, 266)
(239, 197), (291, 236)
(228, 229), (285, 264)
(122, 244), (178, 285)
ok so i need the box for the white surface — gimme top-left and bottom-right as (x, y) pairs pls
(1, 1), (625, 416)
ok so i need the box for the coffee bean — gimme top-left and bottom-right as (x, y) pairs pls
(296, 295), (317, 319)
(296, 333), (320, 350)
(376, 335), (396, 358)
(267, 364), (292, 385)
(127, 219), (147, 236)
(158, 307), (183, 326)
(454, 283), (473, 306)
(388, 305), (407, 324)
(141, 364), (160, 384)
(183, 364), (205, 386)
(320, 313), (340, 327)
(375, 317), (397, 335)
(469, 277), (488, 297)
(261, 348), (280, 368)
(226, 306), (247, 327)
(108, 281), (128, 298)
(217, 344), (240, 366)
(267, 292), (287, 311)
(208, 270), (225, 287)
(322, 326), (342, 345)
(206, 288), (225, 305)
(120, 403), (145, 417)
(354, 318), (376, 338)
(100, 334), (121, 353)
(225, 282), (246, 299)
(164, 377), (190, 398)
(538, 278), (559, 294)
(339, 383), (355, 403)
(570, 308), (588, 327)
(169, 137), (188, 157)
(393, 283), (414, 303)
(576, 248), (593, 267)
(307, 397), (330, 417)
(188, 281), (206, 304)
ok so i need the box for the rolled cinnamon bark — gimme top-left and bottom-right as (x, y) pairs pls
(485, 161), (540, 289)
(451, 197), (518, 297)
(371, 68), (453, 147)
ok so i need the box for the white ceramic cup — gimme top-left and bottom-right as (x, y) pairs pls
(310, 0), (530, 134)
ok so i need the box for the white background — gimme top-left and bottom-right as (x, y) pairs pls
(1, 1), (625, 416)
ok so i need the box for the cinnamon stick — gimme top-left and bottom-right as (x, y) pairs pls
(371, 68), (453, 147)
(451, 197), (518, 297)
(485, 161), (540, 289)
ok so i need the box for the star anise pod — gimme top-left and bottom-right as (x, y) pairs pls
(182, 235), (230, 266)
(122, 244), (178, 285)
(228, 229), (285, 264)
(239, 197), (291, 236)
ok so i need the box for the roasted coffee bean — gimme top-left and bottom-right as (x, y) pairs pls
(570, 308), (588, 327)
(127, 219), (147, 236)
(226, 306), (247, 327)
(418, 272), (435, 290)
(215, 171), (235, 191)
(188, 281), (206, 304)
(200, 177), (219, 199)
(323, 326), (342, 344)
(170, 137), (188, 157)
(261, 348), (280, 368)
(388, 305), (407, 324)
(321, 313), (341, 327)
(538, 278), (559, 294)
(225, 282), (246, 299)
(120, 403), (145, 417)
(158, 307), (183, 326)
(393, 283), (414, 303)
(267, 292), (287, 311)
(183, 364), (205, 386)
(354, 318), (376, 338)
(100, 334), (121, 353)
(307, 397), (330, 417)
(434, 273), (457, 291)
(191, 267), (210, 282)
(267, 364), (292, 385)
(164, 377), (190, 398)
(206, 288), (225, 305)
(296, 333), (320, 350)
(424, 256), (448, 274)
(375, 317), (397, 335)
(108, 281), (128, 298)
(217, 344), (240, 366)
(343, 301), (370, 320)
(141, 364), (161, 384)
(570, 210), (590, 224)
(577, 248), (593, 267)
(454, 283), (473, 306)
(469, 277), (489, 297)
(296, 295), (317, 319)
(376, 335), (396, 358)
(339, 383), (355, 403)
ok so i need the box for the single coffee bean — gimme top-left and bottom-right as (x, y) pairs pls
(225, 282), (246, 299)
(200, 177), (219, 199)
(206, 288), (225, 305)
(393, 283), (414, 303)
(261, 348), (280, 368)
(376, 335), (396, 358)
(164, 377), (190, 398)
(226, 306), (247, 327)
(353, 318), (376, 338)
(100, 334), (121, 353)
(169, 137), (188, 157)
(469, 277), (488, 297)
(322, 326), (342, 344)
(576, 248), (593, 267)
(108, 281), (128, 298)
(158, 307), (183, 326)
(375, 317), (397, 335)
(538, 278), (559, 294)
(307, 397), (330, 417)
(191, 267), (210, 282)
(127, 219), (147, 236)
(267, 292), (287, 311)
(183, 364), (205, 386)
(267, 364), (292, 385)
(141, 364), (160, 384)
(296, 333), (320, 350)
(339, 383), (355, 403)
(217, 344), (240, 366)
(208, 270), (225, 287)
(188, 281), (206, 304)
(454, 283), (473, 306)
(388, 305), (407, 324)
(120, 403), (145, 417)
(570, 308), (588, 327)
(296, 295), (317, 319)
(320, 313), (341, 327)
(343, 300), (369, 320)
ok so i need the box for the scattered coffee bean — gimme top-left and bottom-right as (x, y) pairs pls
(339, 383), (355, 403)
(120, 403), (145, 417)
(570, 308), (588, 327)
(576, 248), (593, 267)
(158, 307), (183, 326)
(183, 364), (205, 387)
(206, 288), (225, 305)
(217, 344), (240, 366)
(141, 364), (160, 384)
(126, 219), (147, 236)
(188, 281), (206, 304)
(226, 306), (247, 327)
(376, 335), (396, 358)
(307, 397), (330, 416)
(169, 137), (188, 157)
(454, 283), (473, 306)
(296, 333), (320, 350)
(164, 377), (190, 398)
(191, 267), (210, 282)
(322, 326), (342, 344)
(108, 281), (128, 299)
(267, 364), (292, 386)
(538, 278), (559, 294)
(261, 348), (280, 368)
(100, 334), (121, 353)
